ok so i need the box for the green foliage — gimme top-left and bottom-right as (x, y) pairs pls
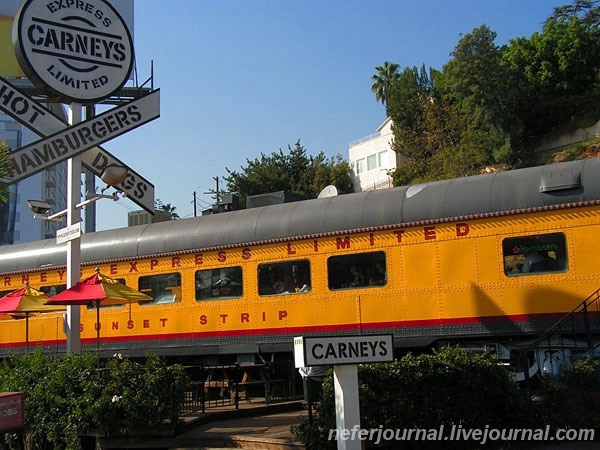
(292, 347), (530, 450)
(224, 140), (353, 206)
(91, 354), (190, 437)
(0, 351), (190, 449)
(154, 199), (180, 220)
(371, 61), (401, 106)
(380, 1), (600, 184)
(533, 357), (600, 429)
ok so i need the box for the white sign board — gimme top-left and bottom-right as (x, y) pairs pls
(294, 334), (394, 368)
(1, 89), (160, 184)
(0, 76), (155, 213)
(13, 0), (134, 103)
(56, 222), (81, 244)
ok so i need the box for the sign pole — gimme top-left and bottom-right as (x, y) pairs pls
(294, 335), (394, 450)
(334, 365), (361, 450)
(10, 0), (154, 354)
(66, 103), (82, 354)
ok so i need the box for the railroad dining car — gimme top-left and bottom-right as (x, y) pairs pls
(0, 159), (599, 379)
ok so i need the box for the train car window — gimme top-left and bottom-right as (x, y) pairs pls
(195, 267), (242, 301)
(138, 273), (182, 305)
(502, 233), (567, 276)
(258, 260), (311, 296)
(40, 285), (67, 297)
(327, 251), (387, 290)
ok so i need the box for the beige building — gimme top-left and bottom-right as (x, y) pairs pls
(348, 118), (403, 192)
(127, 210), (172, 227)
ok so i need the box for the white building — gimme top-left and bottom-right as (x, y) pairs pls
(348, 117), (403, 192)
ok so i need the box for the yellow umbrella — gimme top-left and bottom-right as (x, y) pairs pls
(47, 269), (152, 349)
(0, 283), (65, 353)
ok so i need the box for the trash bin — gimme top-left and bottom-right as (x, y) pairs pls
(302, 376), (322, 403)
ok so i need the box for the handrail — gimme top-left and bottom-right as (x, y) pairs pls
(533, 288), (600, 348)
(349, 132), (382, 148)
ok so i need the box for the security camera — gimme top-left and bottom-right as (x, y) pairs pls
(27, 199), (52, 215)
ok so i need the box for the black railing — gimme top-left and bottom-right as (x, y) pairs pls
(180, 360), (300, 415)
(532, 288), (600, 375)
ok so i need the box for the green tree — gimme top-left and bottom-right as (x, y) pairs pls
(386, 65), (441, 182)
(502, 2), (600, 159)
(382, 0), (600, 187)
(155, 199), (180, 220)
(371, 61), (401, 106)
(442, 25), (511, 166)
(0, 140), (13, 203)
(224, 141), (353, 207)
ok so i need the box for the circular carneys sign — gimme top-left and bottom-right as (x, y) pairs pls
(12, 0), (134, 104)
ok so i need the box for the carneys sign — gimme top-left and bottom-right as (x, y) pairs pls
(1, 0), (158, 213)
(13, 0), (134, 104)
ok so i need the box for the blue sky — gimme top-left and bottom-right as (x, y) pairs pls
(94, 0), (559, 230)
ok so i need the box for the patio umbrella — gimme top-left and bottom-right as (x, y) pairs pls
(0, 283), (65, 353)
(46, 269), (152, 350)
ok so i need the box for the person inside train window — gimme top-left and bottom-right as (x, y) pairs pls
(502, 233), (567, 276)
(273, 281), (286, 294)
(349, 264), (365, 286)
(258, 260), (311, 296)
(327, 251), (387, 290)
(372, 261), (387, 285)
(521, 251), (556, 273)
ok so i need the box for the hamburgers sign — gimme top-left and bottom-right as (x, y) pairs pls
(12, 0), (133, 104)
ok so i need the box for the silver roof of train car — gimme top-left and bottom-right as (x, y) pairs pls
(1, 158), (599, 273)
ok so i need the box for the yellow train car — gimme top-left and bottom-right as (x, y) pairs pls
(0, 159), (599, 378)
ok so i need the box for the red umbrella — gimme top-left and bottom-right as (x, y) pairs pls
(0, 283), (64, 353)
(47, 269), (152, 350)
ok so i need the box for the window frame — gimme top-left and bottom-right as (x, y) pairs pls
(194, 266), (243, 301)
(502, 232), (568, 276)
(257, 259), (311, 296)
(327, 251), (387, 290)
(138, 272), (182, 306)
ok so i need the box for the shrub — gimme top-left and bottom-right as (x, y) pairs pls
(292, 347), (531, 450)
(0, 351), (190, 449)
(533, 357), (600, 429)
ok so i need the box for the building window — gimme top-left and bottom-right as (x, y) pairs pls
(367, 154), (377, 171)
(356, 158), (366, 175)
(378, 150), (388, 167)
(502, 233), (567, 276)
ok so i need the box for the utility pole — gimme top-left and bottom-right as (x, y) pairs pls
(213, 176), (220, 208)
(204, 177), (221, 211)
(192, 191), (197, 217)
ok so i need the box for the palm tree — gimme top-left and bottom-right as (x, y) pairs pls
(155, 199), (180, 220)
(371, 61), (401, 106)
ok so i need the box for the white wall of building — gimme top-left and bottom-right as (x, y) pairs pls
(348, 118), (402, 192)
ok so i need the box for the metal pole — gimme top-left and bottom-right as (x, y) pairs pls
(66, 103), (82, 354)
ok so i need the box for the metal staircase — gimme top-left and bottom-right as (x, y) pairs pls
(532, 288), (600, 376)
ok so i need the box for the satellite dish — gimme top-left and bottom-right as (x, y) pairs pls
(317, 185), (338, 198)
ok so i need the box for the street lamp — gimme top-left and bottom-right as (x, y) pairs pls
(27, 163), (128, 354)
(27, 164), (128, 221)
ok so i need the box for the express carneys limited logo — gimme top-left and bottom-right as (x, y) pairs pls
(12, 0), (133, 104)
